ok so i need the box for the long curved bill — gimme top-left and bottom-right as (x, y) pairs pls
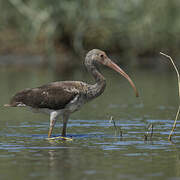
(106, 58), (139, 97)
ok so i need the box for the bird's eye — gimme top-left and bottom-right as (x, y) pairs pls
(100, 54), (104, 58)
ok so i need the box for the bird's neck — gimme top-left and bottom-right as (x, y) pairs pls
(86, 65), (106, 100)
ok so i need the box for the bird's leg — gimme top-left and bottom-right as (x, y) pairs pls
(48, 111), (58, 138)
(61, 114), (69, 137)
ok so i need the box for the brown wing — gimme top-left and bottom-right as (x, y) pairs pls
(8, 81), (82, 110)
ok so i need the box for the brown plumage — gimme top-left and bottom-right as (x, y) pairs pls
(8, 81), (86, 110)
(4, 49), (139, 138)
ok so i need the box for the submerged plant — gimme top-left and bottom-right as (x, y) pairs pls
(144, 123), (154, 141)
(109, 116), (123, 137)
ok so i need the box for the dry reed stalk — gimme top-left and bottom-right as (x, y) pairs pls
(160, 52), (180, 140)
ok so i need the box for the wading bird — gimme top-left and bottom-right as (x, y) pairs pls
(4, 49), (138, 138)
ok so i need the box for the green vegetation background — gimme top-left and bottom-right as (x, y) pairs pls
(1, 0), (180, 72)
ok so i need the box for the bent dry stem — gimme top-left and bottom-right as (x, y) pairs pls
(160, 52), (180, 141)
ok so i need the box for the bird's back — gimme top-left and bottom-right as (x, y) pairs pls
(6, 81), (89, 110)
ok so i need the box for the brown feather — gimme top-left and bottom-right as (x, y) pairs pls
(8, 81), (87, 110)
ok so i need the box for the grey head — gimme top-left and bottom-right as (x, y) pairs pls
(85, 49), (108, 68)
(84, 49), (139, 97)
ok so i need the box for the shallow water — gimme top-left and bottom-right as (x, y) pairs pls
(0, 67), (180, 180)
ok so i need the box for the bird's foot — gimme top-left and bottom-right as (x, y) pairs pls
(47, 135), (73, 141)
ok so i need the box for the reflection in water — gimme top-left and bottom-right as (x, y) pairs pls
(176, 151), (180, 177)
(169, 142), (180, 178)
(48, 150), (56, 169)
(0, 67), (180, 180)
(48, 149), (72, 179)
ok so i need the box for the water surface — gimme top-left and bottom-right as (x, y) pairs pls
(0, 67), (180, 180)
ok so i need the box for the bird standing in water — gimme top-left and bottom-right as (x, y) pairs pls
(4, 49), (138, 138)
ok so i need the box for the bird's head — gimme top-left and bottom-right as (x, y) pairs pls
(85, 49), (139, 97)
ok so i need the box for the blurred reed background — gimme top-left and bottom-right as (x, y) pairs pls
(0, 0), (180, 74)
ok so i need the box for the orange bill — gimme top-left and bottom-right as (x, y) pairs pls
(106, 59), (139, 97)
